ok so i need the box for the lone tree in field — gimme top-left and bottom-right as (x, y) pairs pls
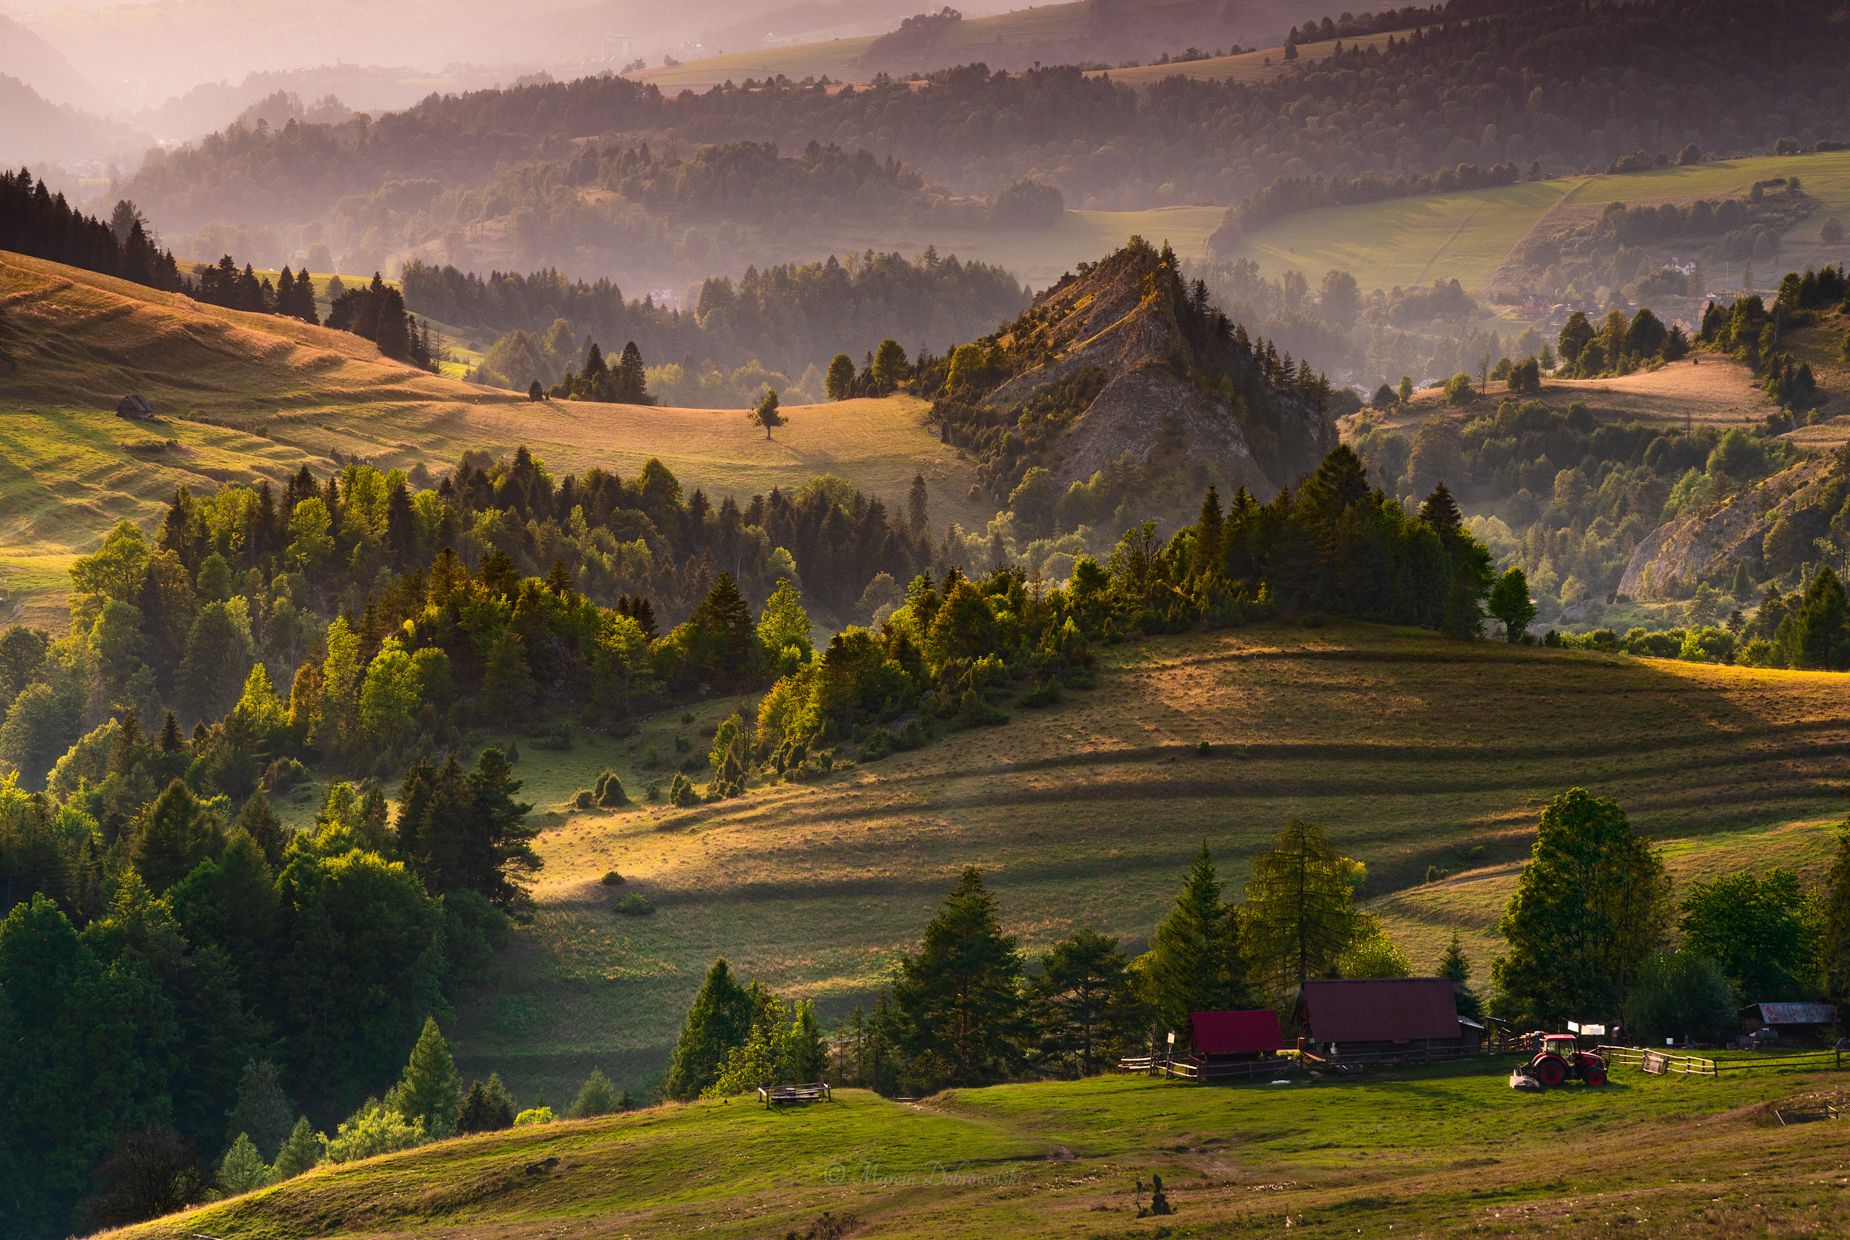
(1488, 567), (1537, 642)
(1146, 843), (1247, 1039)
(871, 337), (911, 394)
(892, 867), (1030, 1090)
(665, 958), (755, 1100)
(750, 388), (785, 439)
(1491, 789), (1670, 1028)
(1240, 819), (1368, 1001)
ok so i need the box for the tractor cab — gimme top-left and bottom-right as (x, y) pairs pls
(1539, 1034), (1578, 1056)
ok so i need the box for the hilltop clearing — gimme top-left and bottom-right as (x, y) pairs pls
(0, 252), (988, 622)
(438, 623), (1850, 1099)
(105, 1050), (1850, 1238)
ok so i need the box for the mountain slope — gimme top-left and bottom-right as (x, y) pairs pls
(935, 240), (1335, 511)
(0, 251), (986, 621)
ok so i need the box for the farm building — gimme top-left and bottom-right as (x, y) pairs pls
(1292, 978), (1482, 1057)
(1184, 1010), (1284, 1080)
(1739, 1002), (1837, 1046)
(116, 394), (155, 419)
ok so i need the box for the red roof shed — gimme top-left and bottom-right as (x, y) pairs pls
(1189, 1009), (1284, 1056)
(1295, 978), (1461, 1043)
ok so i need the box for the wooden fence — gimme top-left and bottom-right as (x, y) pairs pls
(1598, 1045), (1845, 1078)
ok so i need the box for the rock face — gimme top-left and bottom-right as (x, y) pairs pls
(1618, 456), (1837, 599)
(955, 242), (1336, 502)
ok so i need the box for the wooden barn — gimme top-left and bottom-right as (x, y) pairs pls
(1184, 1009), (1285, 1080)
(1293, 978), (1481, 1059)
(1739, 1002), (1837, 1046)
(116, 394), (155, 420)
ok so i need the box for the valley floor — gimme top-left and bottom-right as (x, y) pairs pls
(106, 1060), (1850, 1238)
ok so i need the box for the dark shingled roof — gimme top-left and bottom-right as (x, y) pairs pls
(1742, 1002), (1836, 1026)
(1189, 1009), (1283, 1056)
(1297, 978), (1460, 1042)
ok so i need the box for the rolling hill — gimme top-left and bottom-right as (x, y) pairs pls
(1213, 150), (1850, 304)
(102, 1062), (1850, 1239)
(0, 251), (989, 624)
(629, 0), (1335, 91)
(415, 622), (1850, 1102)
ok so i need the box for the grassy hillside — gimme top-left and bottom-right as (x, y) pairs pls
(1094, 26), (1413, 87)
(0, 252), (988, 622)
(107, 1063), (1850, 1239)
(630, 0), (1331, 92)
(1219, 150), (1850, 299)
(437, 623), (1850, 1100)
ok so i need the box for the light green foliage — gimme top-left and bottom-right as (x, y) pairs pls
(1337, 924), (1412, 979)
(325, 1099), (425, 1163)
(513, 1106), (553, 1126)
(755, 578), (812, 665)
(705, 992), (828, 1096)
(217, 1132), (273, 1195)
(707, 713), (748, 799)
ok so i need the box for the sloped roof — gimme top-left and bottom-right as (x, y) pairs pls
(1297, 978), (1460, 1042)
(1743, 1002), (1836, 1026)
(1189, 1009), (1283, 1056)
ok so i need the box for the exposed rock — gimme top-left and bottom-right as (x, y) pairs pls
(1618, 456), (1836, 599)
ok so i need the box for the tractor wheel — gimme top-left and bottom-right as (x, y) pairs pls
(1583, 1065), (1607, 1087)
(1534, 1055), (1567, 1087)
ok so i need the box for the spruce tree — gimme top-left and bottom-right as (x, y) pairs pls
(1146, 845), (1237, 1041)
(567, 1068), (621, 1118)
(464, 747), (538, 907)
(394, 1017), (462, 1138)
(271, 1117), (322, 1180)
(665, 958), (756, 1100)
(1438, 933), (1482, 1020)
(224, 1058), (295, 1160)
(1240, 820), (1369, 1001)
(217, 1133), (271, 1195)
(456, 1074), (517, 1133)
(891, 867), (1029, 1089)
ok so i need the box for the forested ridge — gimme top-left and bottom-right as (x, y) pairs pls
(113, 0), (1850, 245)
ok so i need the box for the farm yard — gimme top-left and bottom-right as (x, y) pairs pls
(438, 623), (1850, 1102)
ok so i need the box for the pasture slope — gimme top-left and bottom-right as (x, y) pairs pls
(106, 1062), (1850, 1238)
(422, 624), (1850, 1103)
(1219, 150), (1850, 298)
(0, 251), (987, 624)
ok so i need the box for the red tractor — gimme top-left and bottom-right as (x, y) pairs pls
(1513, 1033), (1607, 1088)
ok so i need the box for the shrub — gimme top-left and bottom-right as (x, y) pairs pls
(567, 1068), (621, 1118)
(324, 1100), (424, 1163)
(860, 728), (899, 760)
(674, 734), (691, 753)
(668, 772), (699, 806)
(594, 770), (628, 806)
(1196, 740), (1213, 755)
(1018, 678), (1061, 707)
(680, 712), (695, 725)
(645, 781), (663, 802)
(573, 789), (595, 809)
(261, 756), (307, 792)
(601, 870), (624, 885)
(532, 723), (573, 751)
(616, 893), (655, 916)
(513, 1106), (553, 1127)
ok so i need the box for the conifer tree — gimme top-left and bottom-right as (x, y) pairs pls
(665, 958), (756, 1100)
(1146, 844), (1242, 1040)
(224, 1058), (295, 1160)
(457, 1074), (518, 1132)
(891, 867), (1029, 1089)
(217, 1133), (271, 1195)
(394, 1017), (462, 1139)
(826, 352), (857, 400)
(1240, 820), (1368, 1001)
(1438, 933), (1482, 1020)
(271, 1117), (323, 1180)
(567, 1068), (621, 1118)
(1822, 825), (1850, 1018)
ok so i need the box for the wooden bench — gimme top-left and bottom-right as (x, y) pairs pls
(758, 1081), (833, 1107)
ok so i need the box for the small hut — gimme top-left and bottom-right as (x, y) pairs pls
(116, 394), (155, 420)
(1185, 1010), (1283, 1080)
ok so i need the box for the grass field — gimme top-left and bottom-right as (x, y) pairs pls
(0, 251), (988, 623)
(107, 1061), (1850, 1239)
(1093, 26), (1412, 87)
(1220, 151), (1850, 299)
(433, 623), (1850, 1103)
